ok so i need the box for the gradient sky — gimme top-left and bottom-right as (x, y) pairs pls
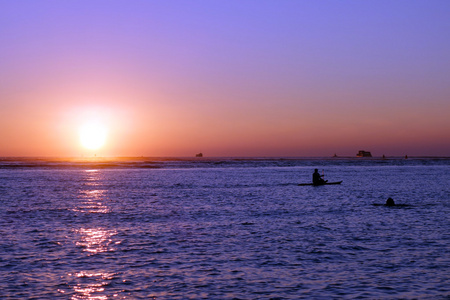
(1, 1), (449, 157)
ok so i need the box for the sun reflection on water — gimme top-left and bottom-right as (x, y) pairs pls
(66, 169), (123, 299)
(74, 169), (110, 213)
(75, 227), (119, 254)
(62, 271), (119, 300)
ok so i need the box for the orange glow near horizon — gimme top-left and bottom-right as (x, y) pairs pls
(61, 103), (133, 157)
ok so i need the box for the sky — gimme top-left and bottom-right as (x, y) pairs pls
(1, 0), (449, 157)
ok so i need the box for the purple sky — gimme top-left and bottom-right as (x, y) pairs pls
(1, 1), (449, 157)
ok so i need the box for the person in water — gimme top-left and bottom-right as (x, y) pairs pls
(386, 197), (395, 206)
(313, 169), (327, 185)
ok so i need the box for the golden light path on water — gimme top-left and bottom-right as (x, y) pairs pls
(75, 228), (118, 254)
(64, 169), (121, 299)
(68, 271), (119, 300)
(73, 170), (109, 214)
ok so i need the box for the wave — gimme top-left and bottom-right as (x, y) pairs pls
(0, 156), (449, 170)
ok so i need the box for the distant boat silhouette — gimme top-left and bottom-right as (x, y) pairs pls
(195, 153), (203, 157)
(357, 150), (372, 157)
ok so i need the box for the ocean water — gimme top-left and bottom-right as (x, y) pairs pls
(0, 157), (449, 299)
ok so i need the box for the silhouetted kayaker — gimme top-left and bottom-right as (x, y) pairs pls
(313, 169), (326, 185)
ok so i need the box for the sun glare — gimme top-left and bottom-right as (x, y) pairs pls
(79, 121), (107, 150)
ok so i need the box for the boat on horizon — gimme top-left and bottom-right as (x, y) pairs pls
(357, 150), (372, 157)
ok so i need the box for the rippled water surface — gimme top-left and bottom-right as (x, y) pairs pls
(0, 158), (449, 299)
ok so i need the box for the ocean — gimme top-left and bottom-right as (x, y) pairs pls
(0, 157), (449, 299)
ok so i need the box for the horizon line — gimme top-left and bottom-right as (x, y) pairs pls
(1, 155), (449, 160)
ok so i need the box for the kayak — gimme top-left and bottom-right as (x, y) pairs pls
(298, 181), (343, 186)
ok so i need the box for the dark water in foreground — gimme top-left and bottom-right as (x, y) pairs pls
(0, 157), (449, 299)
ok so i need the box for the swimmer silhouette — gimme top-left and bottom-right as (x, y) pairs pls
(385, 197), (395, 206)
(373, 197), (410, 207)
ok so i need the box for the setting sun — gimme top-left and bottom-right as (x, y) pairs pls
(79, 121), (107, 150)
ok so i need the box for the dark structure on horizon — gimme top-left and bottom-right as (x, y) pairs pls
(356, 150), (372, 157)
